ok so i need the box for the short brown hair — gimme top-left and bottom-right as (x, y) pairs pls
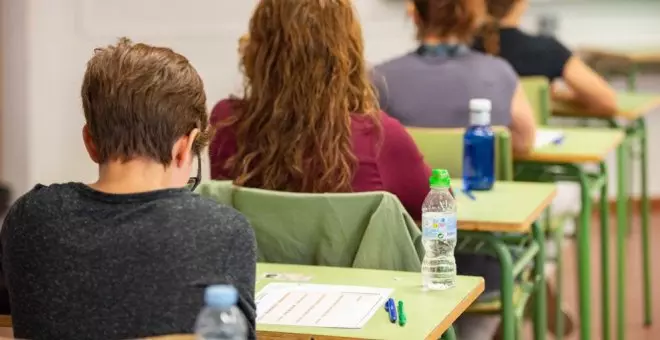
(412, 0), (486, 42)
(81, 37), (211, 166)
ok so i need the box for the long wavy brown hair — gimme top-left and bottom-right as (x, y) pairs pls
(221, 0), (381, 193)
(479, 0), (519, 55)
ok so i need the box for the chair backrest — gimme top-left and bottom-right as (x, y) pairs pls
(196, 181), (423, 272)
(520, 76), (551, 125)
(405, 127), (513, 181)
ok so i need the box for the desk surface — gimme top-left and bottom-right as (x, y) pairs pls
(154, 264), (485, 340)
(553, 92), (660, 120)
(515, 127), (624, 164)
(452, 179), (556, 233)
(579, 46), (660, 64)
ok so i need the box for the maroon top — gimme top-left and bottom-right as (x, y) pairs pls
(209, 99), (432, 220)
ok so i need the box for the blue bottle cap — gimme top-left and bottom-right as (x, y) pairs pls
(204, 285), (239, 308)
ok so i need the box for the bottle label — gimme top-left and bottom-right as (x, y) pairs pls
(422, 212), (457, 240)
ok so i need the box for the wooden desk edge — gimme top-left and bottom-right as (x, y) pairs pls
(515, 130), (624, 164)
(553, 97), (660, 120)
(152, 279), (486, 340)
(458, 187), (557, 233)
(578, 48), (660, 63)
(425, 278), (486, 340)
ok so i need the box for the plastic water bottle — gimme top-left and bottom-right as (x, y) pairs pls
(421, 169), (457, 290)
(195, 285), (248, 340)
(463, 98), (495, 191)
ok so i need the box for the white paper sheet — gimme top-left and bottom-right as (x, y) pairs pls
(255, 283), (392, 329)
(534, 129), (565, 149)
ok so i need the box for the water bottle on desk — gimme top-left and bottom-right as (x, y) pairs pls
(463, 98), (495, 191)
(421, 169), (457, 290)
(195, 285), (248, 340)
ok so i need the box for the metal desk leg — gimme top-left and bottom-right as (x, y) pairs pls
(532, 221), (548, 340)
(599, 162), (611, 340)
(442, 325), (457, 340)
(554, 218), (565, 340)
(489, 239), (516, 340)
(576, 167), (593, 340)
(616, 142), (628, 340)
(639, 119), (652, 326)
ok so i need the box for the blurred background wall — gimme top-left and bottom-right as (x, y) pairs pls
(2, 0), (660, 198)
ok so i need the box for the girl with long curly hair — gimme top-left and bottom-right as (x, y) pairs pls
(473, 0), (617, 116)
(209, 0), (432, 220)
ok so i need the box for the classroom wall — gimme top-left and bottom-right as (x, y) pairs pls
(2, 0), (660, 198)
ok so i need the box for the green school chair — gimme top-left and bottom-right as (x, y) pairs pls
(197, 181), (423, 272)
(406, 127), (546, 340)
(405, 126), (513, 181)
(521, 76), (551, 126)
(196, 181), (459, 338)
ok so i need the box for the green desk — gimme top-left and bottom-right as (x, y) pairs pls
(554, 92), (660, 121)
(515, 127), (624, 340)
(579, 47), (660, 90)
(154, 264), (485, 340)
(552, 93), (660, 340)
(453, 179), (555, 233)
(256, 264), (484, 340)
(453, 179), (556, 340)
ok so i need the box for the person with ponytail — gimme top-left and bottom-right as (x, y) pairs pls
(210, 0), (432, 220)
(372, 0), (536, 157)
(474, 0), (617, 116)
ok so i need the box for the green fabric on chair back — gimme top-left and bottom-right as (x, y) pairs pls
(520, 76), (551, 125)
(406, 127), (513, 181)
(196, 181), (423, 272)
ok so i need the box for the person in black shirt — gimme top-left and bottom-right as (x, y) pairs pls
(474, 0), (618, 116)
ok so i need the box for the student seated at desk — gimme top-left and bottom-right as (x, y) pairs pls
(0, 39), (257, 340)
(209, 0), (432, 220)
(372, 0), (536, 157)
(473, 0), (617, 116)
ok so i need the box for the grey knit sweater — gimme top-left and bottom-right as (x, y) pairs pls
(0, 183), (256, 340)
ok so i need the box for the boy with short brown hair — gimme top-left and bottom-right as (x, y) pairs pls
(0, 38), (256, 339)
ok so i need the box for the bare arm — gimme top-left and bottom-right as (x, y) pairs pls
(554, 56), (618, 116)
(510, 82), (537, 156)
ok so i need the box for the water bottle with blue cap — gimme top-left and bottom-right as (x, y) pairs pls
(463, 98), (495, 192)
(195, 285), (248, 340)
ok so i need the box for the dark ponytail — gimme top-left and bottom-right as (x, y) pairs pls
(478, 0), (520, 55)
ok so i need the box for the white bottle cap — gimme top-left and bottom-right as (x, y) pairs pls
(469, 98), (492, 112)
(469, 98), (492, 126)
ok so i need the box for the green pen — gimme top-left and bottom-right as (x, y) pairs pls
(397, 300), (406, 326)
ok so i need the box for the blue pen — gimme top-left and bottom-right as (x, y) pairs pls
(386, 298), (397, 323)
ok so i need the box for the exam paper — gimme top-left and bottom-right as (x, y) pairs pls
(256, 283), (392, 329)
(534, 129), (565, 149)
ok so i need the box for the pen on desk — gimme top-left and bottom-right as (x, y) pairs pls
(397, 300), (406, 326)
(386, 298), (397, 323)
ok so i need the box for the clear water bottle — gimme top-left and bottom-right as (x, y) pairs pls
(463, 98), (495, 191)
(421, 169), (457, 290)
(195, 285), (248, 340)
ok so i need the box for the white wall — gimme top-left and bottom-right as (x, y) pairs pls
(2, 0), (660, 198)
